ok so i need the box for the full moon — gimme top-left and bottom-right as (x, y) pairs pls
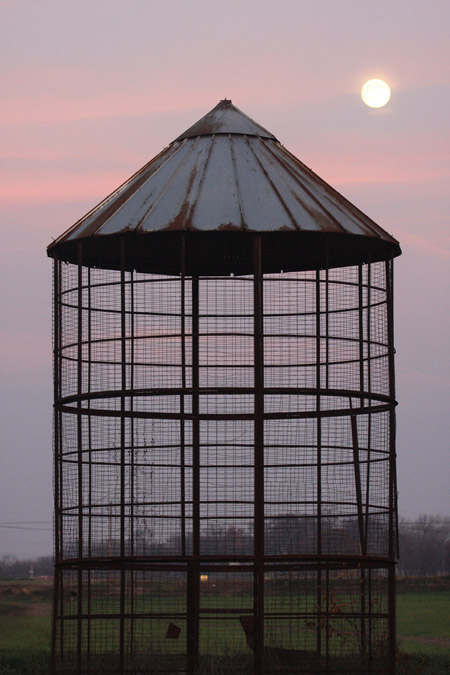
(361, 79), (391, 108)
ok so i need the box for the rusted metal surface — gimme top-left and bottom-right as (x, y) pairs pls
(52, 247), (399, 674)
(50, 101), (400, 674)
(174, 99), (277, 141)
(47, 100), (401, 274)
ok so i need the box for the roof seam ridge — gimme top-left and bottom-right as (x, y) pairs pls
(95, 140), (187, 236)
(134, 138), (199, 231)
(184, 135), (216, 230)
(48, 144), (174, 247)
(267, 143), (349, 234)
(279, 145), (386, 239)
(248, 137), (299, 231)
(256, 139), (336, 232)
(229, 135), (245, 229)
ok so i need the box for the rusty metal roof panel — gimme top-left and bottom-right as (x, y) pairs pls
(48, 99), (401, 272)
(268, 143), (382, 237)
(189, 135), (243, 230)
(174, 99), (277, 141)
(144, 136), (217, 232)
(78, 141), (193, 237)
(253, 140), (345, 233)
(234, 136), (294, 231)
(113, 138), (204, 234)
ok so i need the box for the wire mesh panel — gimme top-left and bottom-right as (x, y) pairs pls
(52, 235), (396, 674)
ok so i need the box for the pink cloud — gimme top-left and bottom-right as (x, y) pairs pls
(1, 65), (233, 127)
(331, 164), (448, 186)
(0, 331), (50, 373)
(395, 230), (450, 261)
(0, 171), (127, 204)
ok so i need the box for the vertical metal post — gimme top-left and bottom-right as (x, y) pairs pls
(129, 267), (135, 659)
(76, 242), (83, 674)
(358, 265), (368, 551)
(315, 269), (322, 657)
(358, 261), (368, 538)
(119, 239), (126, 674)
(357, 262), (369, 663)
(180, 233), (187, 557)
(363, 258), (373, 663)
(365, 259), (373, 551)
(325, 265), (329, 391)
(51, 257), (61, 674)
(58, 258), (64, 665)
(86, 267), (92, 665)
(187, 272), (200, 674)
(358, 265), (365, 404)
(253, 234), (264, 675)
(350, 409), (366, 555)
(386, 258), (398, 560)
(386, 258), (397, 673)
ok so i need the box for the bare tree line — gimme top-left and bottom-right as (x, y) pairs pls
(397, 514), (450, 576)
(0, 554), (53, 579)
(1, 515), (449, 579)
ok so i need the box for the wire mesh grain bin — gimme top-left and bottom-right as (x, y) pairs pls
(48, 100), (401, 674)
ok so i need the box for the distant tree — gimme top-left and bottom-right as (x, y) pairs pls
(0, 554), (19, 578)
(202, 524), (253, 555)
(397, 515), (450, 576)
(2, 514), (449, 578)
(265, 514), (317, 555)
(34, 556), (53, 576)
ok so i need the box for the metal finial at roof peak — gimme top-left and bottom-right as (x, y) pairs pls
(174, 99), (278, 142)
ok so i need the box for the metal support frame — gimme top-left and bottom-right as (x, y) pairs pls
(253, 235), (264, 674)
(187, 273), (200, 675)
(51, 236), (398, 674)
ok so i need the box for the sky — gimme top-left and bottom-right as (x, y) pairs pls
(1, 0), (449, 559)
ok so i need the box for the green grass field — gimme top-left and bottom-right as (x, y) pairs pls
(0, 580), (449, 674)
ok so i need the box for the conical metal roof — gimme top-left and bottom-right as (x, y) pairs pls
(174, 99), (277, 140)
(48, 100), (401, 274)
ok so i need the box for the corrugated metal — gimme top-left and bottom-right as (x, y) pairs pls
(48, 99), (401, 272)
(174, 98), (277, 140)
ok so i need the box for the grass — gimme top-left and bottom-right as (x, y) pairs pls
(396, 653), (450, 675)
(0, 580), (51, 674)
(397, 592), (450, 642)
(0, 616), (50, 652)
(0, 581), (449, 673)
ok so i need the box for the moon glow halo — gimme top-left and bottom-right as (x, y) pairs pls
(361, 79), (391, 108)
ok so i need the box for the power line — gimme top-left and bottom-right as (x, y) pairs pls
(0, 525), (52, 531)
(0, 520), (52, 525)
(399, 521), (450, 527)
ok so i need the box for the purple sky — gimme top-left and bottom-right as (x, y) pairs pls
(1, 0), (449, 558)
